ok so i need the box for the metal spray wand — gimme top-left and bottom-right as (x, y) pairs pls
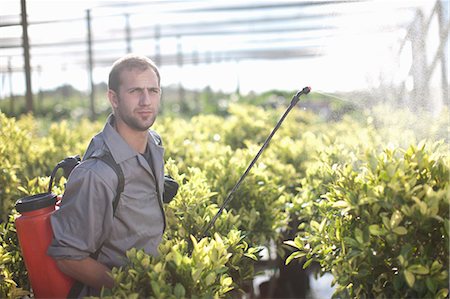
(200, 86), (311, 238)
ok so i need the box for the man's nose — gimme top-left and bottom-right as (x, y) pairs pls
(139, 89), (151, 105)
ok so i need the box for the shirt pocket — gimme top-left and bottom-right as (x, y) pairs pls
(116, 191), (164, 235)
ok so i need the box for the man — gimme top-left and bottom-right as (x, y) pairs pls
(48, 54), (166, 296)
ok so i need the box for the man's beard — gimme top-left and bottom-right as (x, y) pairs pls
(120, 111), (155, 131)
(116, 97), (157, 132)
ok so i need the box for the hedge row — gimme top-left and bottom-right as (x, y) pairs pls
(0, 101), (448, 298)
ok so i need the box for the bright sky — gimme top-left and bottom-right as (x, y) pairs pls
(0, 0), (443, 96)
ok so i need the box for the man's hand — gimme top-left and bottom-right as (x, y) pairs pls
(56, 257), (115, 290)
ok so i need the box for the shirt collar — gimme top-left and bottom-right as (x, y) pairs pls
(102, 114), (163, 165)
(102, 114), (139, 164)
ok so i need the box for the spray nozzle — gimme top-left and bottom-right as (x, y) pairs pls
(297, 86), (311, 96)
(304, 86), (311, 94)
(292, 86), (311, 105)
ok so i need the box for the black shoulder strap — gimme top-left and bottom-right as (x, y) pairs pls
(67, 151), (124, 299)
(90, 151), (124, 259)
(94, 152), (125, 215)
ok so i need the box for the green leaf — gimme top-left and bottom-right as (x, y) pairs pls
(397, 255), (406, 266)
(404, 270), (415, 287)
(243, 252), (258, 261)
(382, 216), (390, 229)
(408, 264), (429, 275)
(221, 276), (233, 287)
(430, 260), (443, 274)
(310, 220), (320, 231)
(335, 226), (341, 241)
(355, 228), (364, 244)
(284, 240), (300, 250)
(192, 268), (202, 282)
(205, 272), (216, 286)
(141, 255), (150, 268)
(418, 201), (428, 214)
(285, 251), (306, 265)
(17, 186), (30, 195)
(444, 220), (450, 237)
(136, 250), (144, 261)
(303, 258), (313, 269)
(332, 200), (349, 209)
(436, 288), (449, 298)
(369, 224), (383, 236)
(151, 281), (161, 297)
(392, 226), (408, 235)
(127, 294), (139, 299)
(319, 218), (327, 233)
(344, 237), (360, 248)
(174, 283), (186, 298)
(390, 210), (403, 228)
(426, 277), (437, 293)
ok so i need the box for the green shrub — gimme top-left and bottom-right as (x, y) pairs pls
(205, 146), (291, 245)
(1, 100), (448, 298)
(0, 214), (30, 298)
(100, 161), (260, 298)
(102, 231), (258, 299)
(286, 141), (449, 298)
(0, 113), (32, 218)
(164, 160), (240, 241)
(0, 112), (100, 220)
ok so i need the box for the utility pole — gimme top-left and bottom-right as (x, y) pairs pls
(436, 1), (448, 109)
(8, 58), (16, 113)
(21, 0), (33, 113)
(154, 25), (161, 66)
(177, 36), (186, 112)
(410, 10), (428, 112)
(86, 9), (95, 120)
(125, 13), (132, 53)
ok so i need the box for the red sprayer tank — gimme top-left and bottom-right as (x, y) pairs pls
(15, 192), (74, 298)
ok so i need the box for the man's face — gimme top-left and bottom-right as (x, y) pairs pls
(111, 68), (161, 132)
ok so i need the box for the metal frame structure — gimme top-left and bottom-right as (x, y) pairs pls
(0, 0), (448, 117)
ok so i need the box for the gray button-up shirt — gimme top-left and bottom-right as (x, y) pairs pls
(48, 114), (165, 283)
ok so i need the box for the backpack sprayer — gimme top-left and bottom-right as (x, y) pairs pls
(15, 152), (179, 298)
(14, 157), (81, 298)
(201, 86), (311, 237)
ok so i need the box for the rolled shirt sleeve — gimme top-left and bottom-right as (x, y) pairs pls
(47, 159), (117, 260)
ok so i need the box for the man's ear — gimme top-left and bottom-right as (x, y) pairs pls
(108, 89), (119, 109)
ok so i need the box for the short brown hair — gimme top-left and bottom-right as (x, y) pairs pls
(108, 54), (160, 93)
